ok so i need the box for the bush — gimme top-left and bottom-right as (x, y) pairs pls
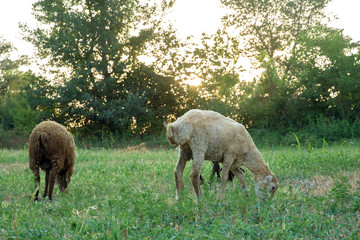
(0, 126), (29, 148)
(306, 118), (357, 141)
(9, 99), (40, 133)
(248, 117), (360, 148)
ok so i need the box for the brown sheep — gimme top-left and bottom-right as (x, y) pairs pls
(199, 162), (237, 184)
(166, 109), (278, 201)
(29, 121), (76, 201)
(211, 162), (238, 182)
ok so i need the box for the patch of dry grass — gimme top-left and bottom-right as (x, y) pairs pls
(287, 171), (360, 196)
(120, 142), (148, 152)
(0, 163), (28, 174)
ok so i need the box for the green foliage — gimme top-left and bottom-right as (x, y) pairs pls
(8, 97), (40, 133)
(22, 0), (180, 134)
(290, 132), (301, 151)
(289, 27), (360, 126)
(0, 128), (29, 148)
(195, 0), (360, 132)
(1, 143), (360, 238)
(0, 37), (45, 133)
(1, 0), (359, 142)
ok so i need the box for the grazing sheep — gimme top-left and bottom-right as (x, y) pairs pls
(29, 121), (76, 201)
(166, 109), (278, 201)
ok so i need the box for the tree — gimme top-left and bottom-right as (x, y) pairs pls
(0, 37), (22, 105)
(23, 0), (179, 135)
(0, 37), (44, 132)
(217, 0), (335, 128)
(193, 29), (244, 117)
(289, 27), (360, 125)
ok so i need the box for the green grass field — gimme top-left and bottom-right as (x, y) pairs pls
(1, 142), (360, 239)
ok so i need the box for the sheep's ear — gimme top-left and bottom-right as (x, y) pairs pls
(265, 175), (273, 182)
(163, 121), (168, 128)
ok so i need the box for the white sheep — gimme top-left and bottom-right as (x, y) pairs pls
(166, 109), (278, 201)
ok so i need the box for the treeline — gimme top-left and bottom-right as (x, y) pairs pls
(1, 0), (359, 145)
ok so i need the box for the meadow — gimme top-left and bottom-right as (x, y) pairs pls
(1, 141), (360, 239)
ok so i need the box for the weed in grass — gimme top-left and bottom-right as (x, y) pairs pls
(328, 176), (352, 213)
(290, 132), (302, 151)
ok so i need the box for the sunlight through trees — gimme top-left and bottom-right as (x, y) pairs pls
(0, 0), (359, 142)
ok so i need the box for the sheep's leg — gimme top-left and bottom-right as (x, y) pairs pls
(228, 170), (235, 182)
(47, 161), (59, 201)
(58, 174), (67, 192)
(33, 168), (40, 201)
(190, 152), (205, 200)
(232, 168), (246, 190)
(42, 170), (50, 198)
(232, 167), (248, 197)
(174, 159), (186, 200)
(218, 157), (234, 199)
(174, 149), (187, 201)
(211, 162), (221, 180)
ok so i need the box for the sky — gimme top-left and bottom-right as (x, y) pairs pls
(0, 0), (359, 59)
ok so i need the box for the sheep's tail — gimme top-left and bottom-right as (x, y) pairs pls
(29, 133), (41, 171)
(29, 133), (51, 170)
(166, 124), (174, 137)
(166, 121), (192, 145)
(166, 124), (177, 145)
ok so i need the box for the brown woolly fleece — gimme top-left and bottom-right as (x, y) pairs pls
(29, 121), (75, 201)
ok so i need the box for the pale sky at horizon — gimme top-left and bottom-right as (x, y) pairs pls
(0, 0), (359, 59)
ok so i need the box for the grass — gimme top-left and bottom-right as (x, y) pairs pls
(1, 142), (360, 239)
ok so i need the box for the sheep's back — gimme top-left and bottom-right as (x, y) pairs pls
(29, 121), (75, 171)
(180, 110), (254, 158)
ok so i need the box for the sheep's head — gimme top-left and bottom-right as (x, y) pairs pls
(255, 175), (278, 201)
